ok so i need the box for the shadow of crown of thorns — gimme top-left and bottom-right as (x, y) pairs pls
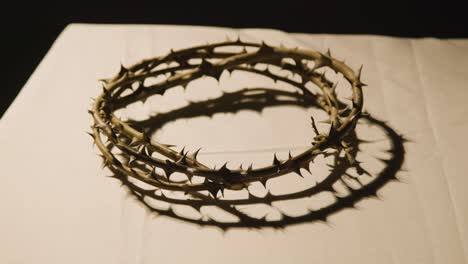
(88, 39), (405, 230)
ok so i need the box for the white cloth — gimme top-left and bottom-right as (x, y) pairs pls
(1, 24), (467, 264)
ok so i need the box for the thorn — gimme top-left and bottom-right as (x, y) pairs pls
(344, 149), (355, 165)
(357, 64), (363, 80)
(146, 167), (156, 179)
(257, 41), (274, 54)
(163, 160), (176, 179)
(294, 167), (304, 178)
(118, 63), (129, 77)
(368, 190), (380, 199)
(399, 134), (411, 143)
(129, 137), (142, 147)
(310, 116), (320, 135)
(137, 144), (147, 155)
(316, 214), (328, 223)
(272, 153), (281, 166)
(86, 131), (95, 139)
(339, 105), (350, 114)
(259, 178), (268, 189)
(319, 119), (331, 124)
(190, 203), (202, 211)
(190, 148), (201, 160)
(356, 65), (368, 87)
(101, 158), (111, 169)
(376, 157), (390, 164)
(300, 161), (311, 173)
(102, 86), (109, 96)
(208, 188), (219, 199)
(247, 191), (257, 200)
(199, 59), (223, 81)
(328, 121), (337, 137)
(226, 68), (235, 75)
(179, 146), (186, 156)
(145, 145), (155, 156)
(186, 173), (193, 183)
(201, 45), (213, 55)
(218, 162), (231, 176)
(176, 151), (188, 165)
(98, 78), (111, 84)
(107, 174), (121, 181)
(161, 143), (176, 148)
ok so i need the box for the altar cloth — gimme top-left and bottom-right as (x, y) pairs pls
(1, 24), (467, 264)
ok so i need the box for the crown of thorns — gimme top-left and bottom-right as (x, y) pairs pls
(88, 40), (369, 227)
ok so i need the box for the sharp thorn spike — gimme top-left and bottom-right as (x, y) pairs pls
(273, 153), (281, 166)
(179, 146), (186, 155)
(191, 148), (201, 160)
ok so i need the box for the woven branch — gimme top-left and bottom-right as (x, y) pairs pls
(85, 40), (401, 229)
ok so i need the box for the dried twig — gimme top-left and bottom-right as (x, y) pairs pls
(88, 40), (377, 229)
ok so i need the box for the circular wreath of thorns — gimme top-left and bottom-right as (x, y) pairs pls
(88, 40), (382, 229)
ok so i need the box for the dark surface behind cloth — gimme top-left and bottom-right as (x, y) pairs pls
(2, 1), (467, 118)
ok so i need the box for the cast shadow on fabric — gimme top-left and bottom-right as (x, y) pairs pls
(103, 87), (407, 231)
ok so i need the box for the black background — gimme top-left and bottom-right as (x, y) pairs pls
(3, 1), (467, 117)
